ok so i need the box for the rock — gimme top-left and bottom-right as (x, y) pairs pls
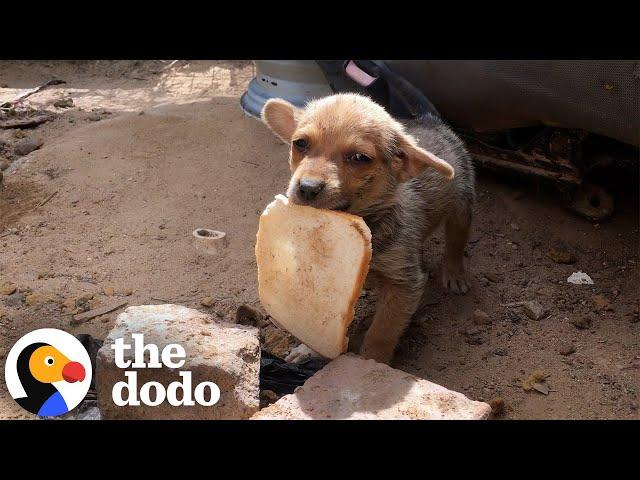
(570, 314), (592, 330)
(0, 282), (17, 295)
(522, 300), (547, 320)
(96, 304), (260, 420)
(0, 158), (9, 171)
(251, 354), (491, 420)
(259, 389), (279, 406)
(122, 287), (133, 296)
(261, 324), (297, 358)
(76, 406), (101, 420)
(54, 98), (74, 108)
(25, 292), (45, 306)
(532, 382), (549, 395)
(88, 113), (102, 122)
(548, 247), (577, 264)
(471, 309), (491, 325)
(559, 344), (576, 356)
(235, 304), (265, 326)
(200, 296), (215, 307)
(103, 286), (115, 296)
(4, 291), (25, 307)
(567, 271), (594, 285)
(592, 294), (613, 312)
(14, 138), (43, 156)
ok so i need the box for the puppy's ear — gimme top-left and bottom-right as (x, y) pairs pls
(261, 98), (300, 143)
(394, 134), (455, 181)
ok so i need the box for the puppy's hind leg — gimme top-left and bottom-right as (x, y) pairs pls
(442, 201), (472, 294)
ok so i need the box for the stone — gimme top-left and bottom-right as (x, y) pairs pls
(261, 324), (297, 358)
(0, 158), (10, 171)
(96, 304), (260, 419)
(570, 314), (592, 330)
(251, 354), (491, 420)
(522, 300), (547, 320)
(471, 309), (491, 325)
(14, 138), (43, 156)
(54, 98), (74, 108)
(200, 296), (215, 307)
(559, 344), (576, 356)
(567, 271), (594, 285)
(547, 247), (577, 264)
(0, 282), (17, 295)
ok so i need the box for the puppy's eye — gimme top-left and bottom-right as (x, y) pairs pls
(347, 153), (373, 164)
(292, 138), (309, 152)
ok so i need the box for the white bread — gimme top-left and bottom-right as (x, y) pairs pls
(255, 195), (372, 359)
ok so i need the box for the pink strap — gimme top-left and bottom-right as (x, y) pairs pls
(345, 60), (377, 87)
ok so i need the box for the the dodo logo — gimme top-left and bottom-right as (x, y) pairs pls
(4, 328), (92, 417)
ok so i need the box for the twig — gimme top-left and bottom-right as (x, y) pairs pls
(71, 300), (128, 326)
(240, 160), (259, 167)
(0, 114), (54, 129)
(37, 190), (58, 208)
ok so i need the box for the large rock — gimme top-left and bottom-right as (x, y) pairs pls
(97, 304), (260, 419)
(251, 354), (491, 420)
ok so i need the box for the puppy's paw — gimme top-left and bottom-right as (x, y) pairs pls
(285, 344), (322, 364)
(360, 336), (395, 364)
(442, 266), (470, 294)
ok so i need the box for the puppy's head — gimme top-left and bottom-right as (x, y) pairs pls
(261, 93), (454, 214)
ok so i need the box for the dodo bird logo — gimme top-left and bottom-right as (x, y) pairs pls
(4, 329), (92, 417)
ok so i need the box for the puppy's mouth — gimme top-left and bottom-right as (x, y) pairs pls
(289, 195), (351, 213)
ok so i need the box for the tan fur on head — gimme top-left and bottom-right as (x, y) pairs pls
(261, 93), (455, 214)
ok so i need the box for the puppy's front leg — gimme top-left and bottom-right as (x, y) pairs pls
(360, 280), (421, 364)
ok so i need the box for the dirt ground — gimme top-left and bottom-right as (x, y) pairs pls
(0, 60), (638, 420)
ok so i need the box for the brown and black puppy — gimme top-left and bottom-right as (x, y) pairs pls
(261, 93), (475, 364)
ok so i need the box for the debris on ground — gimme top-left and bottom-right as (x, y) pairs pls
(252, 354), (492, 420)
(200, 296), (215, 307)
(97, 304), (260, 419)
(522, 300), (547, 320)
(488, 397), (506, 417)
(592, 294), (614, 312)
(0, 282), (17, 295)
(13, 138), (43, 156)
(570, 314), (593, 330)
(559, 344), (577, 356)
(261, 323), (298, 358)
(567, 271), (594, 285)
(0, 158), (9, 170)
(471, 309), (491, 325)
(235, 304), (266, 327)
(53, 98), (74, 108)
(548, 247), (577, 264)
(71, 300), (127, 326)
(522, 369), (549, 394)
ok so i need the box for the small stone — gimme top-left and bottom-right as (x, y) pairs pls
(559, 344), (576, 356)
(200, 296), (215, 307)
(261, 324), (297, 358)
(570, 314), (592, 330)
(548, 247), (577, 264)
(103, 286), (115, 296)
(0, 158), (10, 171)
(14, 138), (43, 156)
(259, 389), (279, 405)
(0, 282), (17, 295)
(53, 98), (74, 108)
(235, 304), (265, 326)
(522, 300), (547, 320)
(4, 292), (26, 307)
(122, 287), (133, 296)
(532, 383), (549, 395)
(25, 292), (44, 306)
(567, 271), (594, 285)
(471, 309), (491, 325)
(88, 113), (101, 121)
(492, 348), (508, 356)
(522, 369), (547, 391)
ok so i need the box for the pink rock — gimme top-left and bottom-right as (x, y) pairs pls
(251, 354), (491, 420)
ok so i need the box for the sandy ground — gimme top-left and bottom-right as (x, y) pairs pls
(0, 61), (638, 420)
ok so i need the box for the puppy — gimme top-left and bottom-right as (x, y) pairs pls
(261, 93), (475, 364)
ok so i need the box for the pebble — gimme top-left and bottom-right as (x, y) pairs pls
(0, 282), (17, 295)
(259, 389), (279, 405)
(103, 286), (115, 296)
(548, 247), (577, 264)
(88, 113), (102, 121)
(522, 300), (547, 320)
(592, 294), (613, 312)
(567, 271), (594, 285)
(53, 98), (74, 108)
(0, 158), (10, 171)
(122, 287), (133, 296)
(200, 296), (215, 307)
(471, 309), (491, 325)
(5, 292), (26, 307)
(235, 304), (265, 327)
(559, 344), (576, 356)
(570, 314), (592, 330)
(14, 138), (43, 156)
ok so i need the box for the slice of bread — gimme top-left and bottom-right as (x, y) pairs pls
(255, 195), (372, 359)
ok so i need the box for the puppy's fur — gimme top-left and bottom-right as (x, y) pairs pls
(261, 93), (475, 364)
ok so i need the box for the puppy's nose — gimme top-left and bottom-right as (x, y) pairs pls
(298, 178), (325, 201)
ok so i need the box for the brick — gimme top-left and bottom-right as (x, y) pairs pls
(251, 354), (491, 420)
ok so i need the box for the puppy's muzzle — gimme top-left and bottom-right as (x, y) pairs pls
(298, 178), (325, 202)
